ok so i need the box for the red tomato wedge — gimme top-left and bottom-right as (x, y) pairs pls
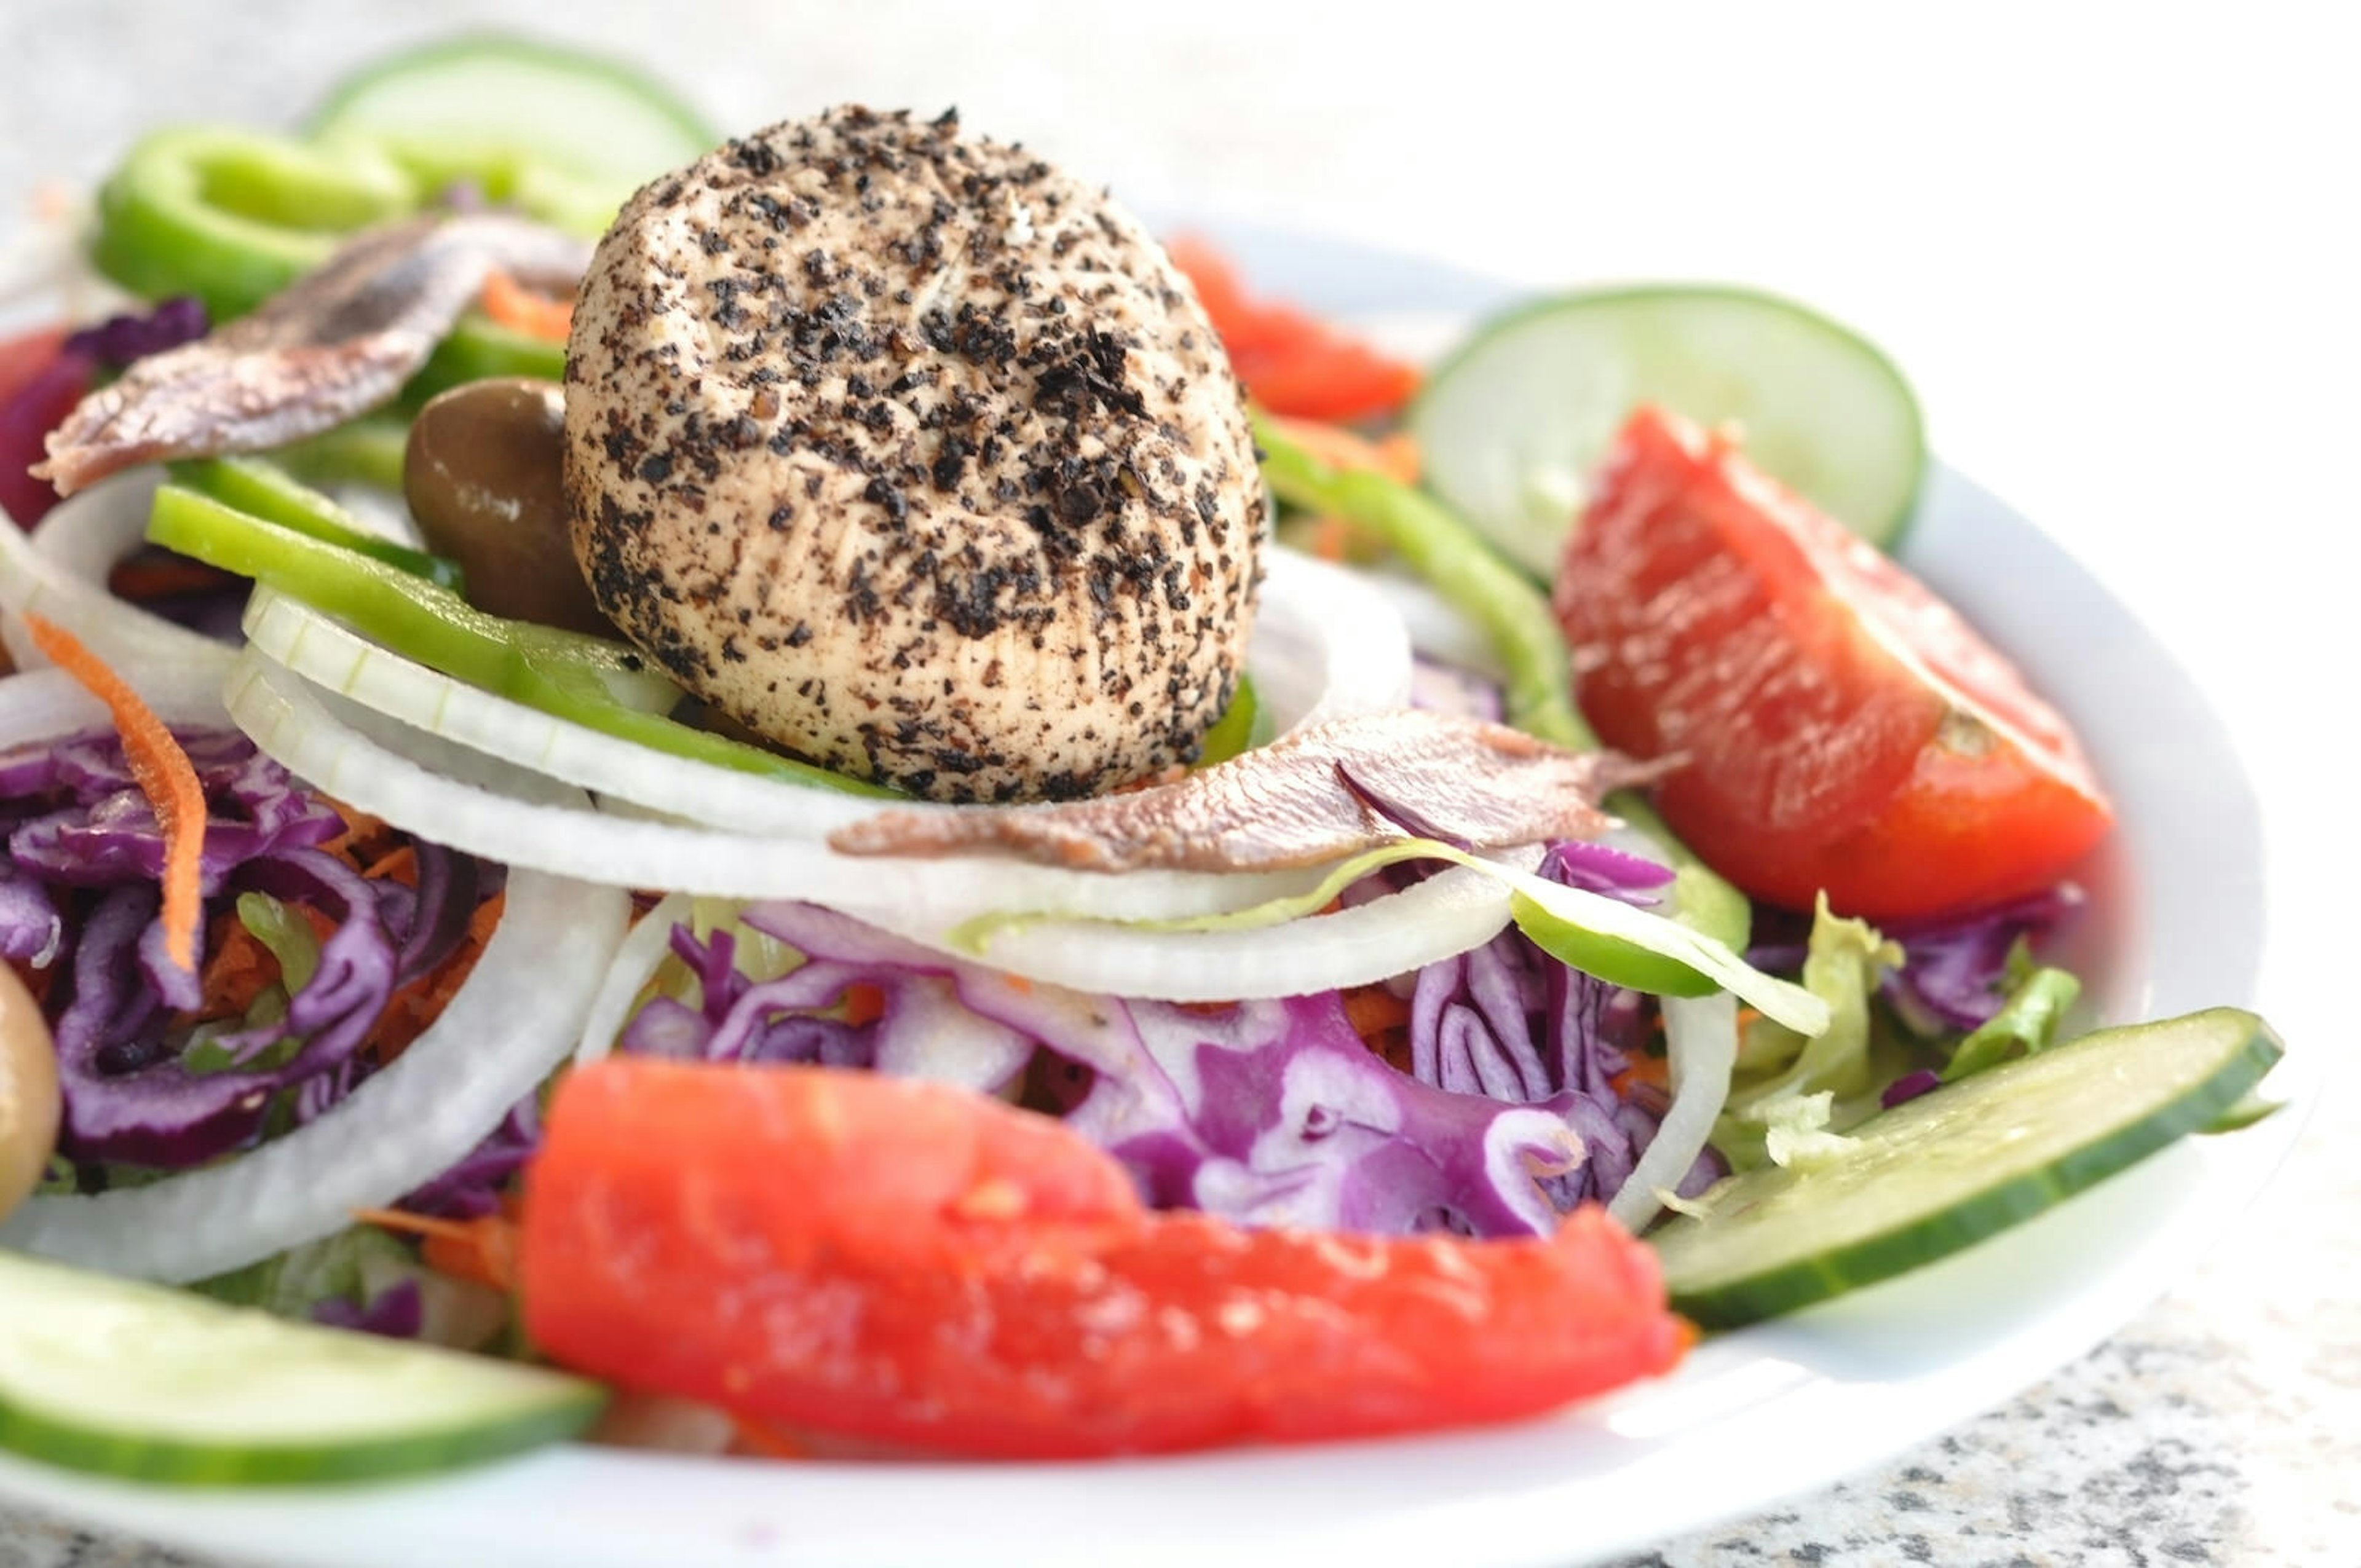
(521, 1060), (1687, 1458)
(1166, 236), (1420, 423)
(1554, 406), (2113, 920)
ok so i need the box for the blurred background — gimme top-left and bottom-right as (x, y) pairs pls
(2, 1), (2352, 1562)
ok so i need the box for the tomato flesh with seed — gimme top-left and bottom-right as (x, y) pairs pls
(521, 1061), (1687, 1458)
(1554, 406), (2111, 920)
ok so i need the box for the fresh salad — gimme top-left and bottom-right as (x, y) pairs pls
(0, 35), (2285, 1481)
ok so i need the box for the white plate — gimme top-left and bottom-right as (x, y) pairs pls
(0, 231), (2311, 1568)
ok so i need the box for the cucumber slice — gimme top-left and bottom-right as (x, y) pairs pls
(305, 34), (716, 222)
(1650, 1007), (2283, 1329)
(0, 1249), (603, 1483)
(1410, 286), (1927, 577)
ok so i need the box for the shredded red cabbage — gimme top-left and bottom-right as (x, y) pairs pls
(64, 298), (211, 366)
(1881, 1068), (1943, 1108)
(617, 898), (1695, 1239)
(2, 725), (496, 1169)
(1396, 842), (1715, 1209)
(3, 297), (208, 526)
(1881, 885), (2082, 1034)
(310, 1277), (425, 1339)
(1747, 884), (2081, 1039)
(399, 1095), (542, 1220)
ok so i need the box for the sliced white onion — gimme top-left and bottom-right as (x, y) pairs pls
(237, 543), (1409, 838)
(1360, 563), (1507, 678)
(1254, 545), (1412, 728)
(845, 845), (1541, 1003)
(0, 469), (235, 676)
(0, 859), (629, 1285)
(245, 585), (909, 838)
(1608, 991), (1738, 1233)
(226, 649), (1316, 924)
(0, 662), (230, 735)
(573, 890), (693, 1065)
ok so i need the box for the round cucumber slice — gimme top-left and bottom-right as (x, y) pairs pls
(1410, 286), (1927, 577)
(0, 1250), (604, 1483)
(1651, 1007), (2283, 1330)
(305, 34), (717, 219)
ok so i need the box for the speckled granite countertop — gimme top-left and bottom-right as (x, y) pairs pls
(2, 2), (2349, 1564)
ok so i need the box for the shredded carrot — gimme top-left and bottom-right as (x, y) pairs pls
(1610, 1050), (1672, 1097)
(842, 982), (887, 1027)
(1265, 416), (1420, 484)
(1342, 985), (1411, 1041)
(1310, 513), (1351, 562)
(730, 1417), (813, 1460)
(370, 891), (505, 1063)
(23, 614), (205, 977)
(360, 843), (418, 884)
(354, 1207), (519, 1293)
(189, 910), (279, 1024)
(481, 270), (573, 342)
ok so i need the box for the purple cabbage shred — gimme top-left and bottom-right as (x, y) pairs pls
(63, 297), (210, 368)
(310, 1278), (425, 1340)
(1881, 885), (2082, 1034)
(2, 725), (496, 1170)
(623, 850), (1700, 1240)
(1881, 1069), (1943, 1109)
(399, 1095), (541, 1220)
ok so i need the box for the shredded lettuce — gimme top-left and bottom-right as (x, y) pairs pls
(193, 1226), (507, 1349)
(1752, 1090), (1857, 1172)
(1942, 951), (2081, 1081)
(1717, 895), (1904, 1168)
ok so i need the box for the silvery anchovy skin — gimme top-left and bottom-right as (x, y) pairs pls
(565, 106), (1264, 802)
(39, 215), (588, 494)
(829, 709), (1664, 873)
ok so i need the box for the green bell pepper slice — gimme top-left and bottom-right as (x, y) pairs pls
(89, 127), (416, 321)
(146, 483), (892, 797)
(168, 456), (463, 592)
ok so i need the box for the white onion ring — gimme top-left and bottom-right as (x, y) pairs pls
(0, 662), (229, 734)
(225, 649), (1318, 924)
(237, 542), (1407, 838)
(1608, 991), (1738, 1232)
(1, 865), (627, 1283)
(0, 469), (234, 675)
(1254, 545), (1412, 727)
(573, 891), (693, 1065)
(844, 848), (1540, 1003)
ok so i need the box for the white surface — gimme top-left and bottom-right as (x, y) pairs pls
(0, 2), (2349, 1562)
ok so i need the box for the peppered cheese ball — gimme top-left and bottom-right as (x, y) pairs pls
(563, 106), (1264, 802)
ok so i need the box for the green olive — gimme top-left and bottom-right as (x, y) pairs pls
(403, 377), (612, 636)
(1, 964), (60, 1223)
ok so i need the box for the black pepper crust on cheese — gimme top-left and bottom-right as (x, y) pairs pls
(563, 105), (1264, 803)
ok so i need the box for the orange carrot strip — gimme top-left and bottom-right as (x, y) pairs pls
(354, 1207), (519, 1293)
(842, 982), (887, 1026)
(23, 614), (205, 977)
(481, 270), (573, 342)
(1342, 985), (1412, 1041)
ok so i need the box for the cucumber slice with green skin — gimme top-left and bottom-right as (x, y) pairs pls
(0, 1250), (604, 1484)
(305, 34), (718, 226)
(1410, 286), (1928, 577)
(1651, 1007), (2284, 1330)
